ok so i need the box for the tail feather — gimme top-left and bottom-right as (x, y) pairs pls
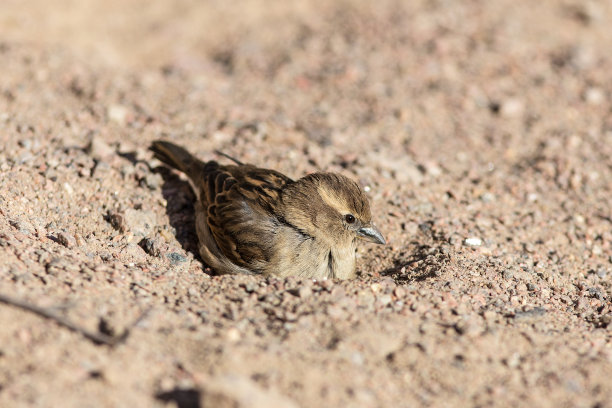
(150, 140), (204, 181)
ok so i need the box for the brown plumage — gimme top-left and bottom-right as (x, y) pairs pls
(150, 140), (385, 279)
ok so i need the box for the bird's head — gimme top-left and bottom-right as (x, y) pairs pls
(281, 173), (385, 246)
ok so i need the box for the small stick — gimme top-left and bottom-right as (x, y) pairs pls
(0, 292), (150, 347)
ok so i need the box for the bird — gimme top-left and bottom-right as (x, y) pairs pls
(150, 140), (385, 279)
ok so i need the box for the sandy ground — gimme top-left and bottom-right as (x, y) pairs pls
(1, 0), (611, 407)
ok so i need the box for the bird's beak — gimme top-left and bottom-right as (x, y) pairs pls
(357, 225), (386, 245)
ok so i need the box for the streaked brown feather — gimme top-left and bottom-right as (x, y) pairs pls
(198, 166), (292, 269)
(151, 141), (293, 273)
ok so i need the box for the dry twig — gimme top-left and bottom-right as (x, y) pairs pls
(0, 292), (150, 347)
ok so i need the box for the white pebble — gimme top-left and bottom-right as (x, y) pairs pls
(585, 87), (605, 105)
(226, 327), (241, 343)
(501, 98), (524, 118)
(107, 104), (128, 125)
(63, 182), (74, 195)
(464, 237), (482, 247)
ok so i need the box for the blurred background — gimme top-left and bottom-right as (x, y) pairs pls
(3, 0), (611, 193)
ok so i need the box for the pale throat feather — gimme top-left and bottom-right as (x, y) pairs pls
(328, 241), (357, 279)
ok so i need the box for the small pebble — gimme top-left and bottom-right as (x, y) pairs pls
(107, 211), (128, 233)
(464, 237), (482, 247)
(585, 88), (604, 105)
(370, 283), (383, 293)
(241, 282), (257, 293)
(318, 279), (334, 291)
(123, 209), (157, 237)
(57, 231), (77, 248)
(120, 164), (136, 179)
(19, 139), (33, 149)
(92, 161), (111, 178)
(480, 192), (495, 203)
(296, 286), (312, 299)
(87, 135), (115, 161)
(377, 294), (392, 306)
(63, 182), (74, 195)
(139, 237), (162, 257)
(107, 104), (129, 125)
(167, 252), (187, 264)
(143, 173), (162, 190)
(9, 219), (33, 235)
(505, 352), (521, 368)
(226, 328), (241, 343)
(500, 98), (524, 118)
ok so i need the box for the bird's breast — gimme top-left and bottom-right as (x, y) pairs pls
(327, 244), (357, 279)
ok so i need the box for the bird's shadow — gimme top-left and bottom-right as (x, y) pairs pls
(155, 388), (201, 408)
(380, 242), (451, 284)
(153, 166), (203, 263)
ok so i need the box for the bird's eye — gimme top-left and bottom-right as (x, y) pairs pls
(344, 214), (356, 224)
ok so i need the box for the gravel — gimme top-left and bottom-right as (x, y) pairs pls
(1, 1), (611, 407)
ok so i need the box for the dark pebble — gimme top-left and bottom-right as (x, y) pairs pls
(139, 237), (162, 257)
(512, 307), (547, 320)
(107, 211), (127, 233)
(57, 231), (77, 248)
(167, 252), (187, 265)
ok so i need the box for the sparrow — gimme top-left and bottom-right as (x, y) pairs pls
(150, 140), (385, 279)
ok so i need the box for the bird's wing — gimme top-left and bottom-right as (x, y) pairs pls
(199, 162), (293, 271)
